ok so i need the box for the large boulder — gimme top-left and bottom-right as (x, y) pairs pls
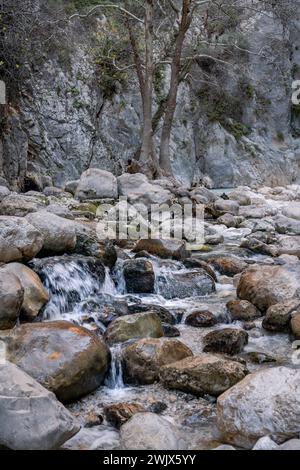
(262, 299), (300, 332)
(6, 321), (110, 403)
(226, 300), (261, 321)
(1, 263), (49, 320)
(237, 264), (300, 312)
(26, 211), (76, 253)
(0, 362), (79, 450)
(0, 270), (23, 329)
(105, 312), (163, 345)
(157, 269), (215, 299)
(123, 337), (193, 384)
(118, 173), (172, 206)
(75, 169), (118, 200)
(123, 258), (155, 294)
(120, 412), (181, 450)
(160, 355), (248, 397)
(0, 193), (47, 216)
(0, 216), (44, 262)
(217, 367), (300, 448)
(203, 328), (248, 355)
(283, 202), (300, 221)
(133, 239), (189, 261)
(274, 215), (300, 236)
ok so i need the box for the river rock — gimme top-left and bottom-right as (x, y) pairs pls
(118, 173), (172, 206)
(157, 269), (215, 299)
(104, 403), (145, 429)
(217, 213), (243, 228)
(212, 200), (239, 217)
(0, 270), (23, 329)
(133, 238), (189, 260)
(123, 337), (193, 384)
(203, 328), (248, 355)
(6, 321), (110, 403)
(64, 180), (79, 195)
(26, 211), (76, 253)
(46, 203), (74, 220)
(240, 237), (278, 257)
(0, 216), (44, 262)
(237, 264), (300, 312)
(277, 235), (300, 257)
(0, 193), (47, 217)
(274, 215), (300, 235)
(283, 202), (300, 221)
(128, 303), (176, 325)
(123, 258), (155, 294)
(1, 263), (49, 320)
(210, 256), (248, 276)
(291, 314), (300, 339)
(61, 425), (119, 450)
(228, 189), (252, 206)
(279, 439), (300, 450)
(185, 310), (217, 327)
(226, 300), (261, 321)
(160, 355), (248, 397)
(105, 311), (163, 345)
(162, 323), (180, 337)
(262, 299), (300, 332)
(252, 436), (279, 450)
(0, 186), (10, 202)
(183, 258), (217, 281)
(0, 362), (79, 450)
(75, 169), (118, 200)
(217, 367), (300, 448)
(120, 412), (181, 450)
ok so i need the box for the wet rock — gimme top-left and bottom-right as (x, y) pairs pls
(210, 256), (248, 276)
(123, 337), (193, 384)
(291, 314), (300, 339)
(75, 169), (118, 201)
(6, 321), (110, 403)
(160, 355), (248, 397)
(203, 328), (248, 355)
(183, 258), (217, 282)
(240, 237), (278, 257)
(0, 193), (47, 216)
(157, 269), (215, 299)
(147, 401), (168, 414)
(26, 211), (76, 253)
(226, 300), (261, 321)
(0, 270), (23, 329)
(237, 264), (300, 312)
(262, 299), (300, 332)
(133, 239), (189, 261)
(118, 173), (172, 206)
(104, 402), (145, 429)
(0, 186), (10, 202)
(0, 362), (79, 450)
(212, 200), (239, 217)
(120, 412), (180, 450)
(0, 216), (44, 262)
(185, 310), (217, 327)
(85, 413), (103, 428)
(242, 351), (277, 364)
(1, 263), (48, 321)
(217, 367), (300, 449)
(128, 303), (176, 325)
(105, 312), (163, 345)
(162, 323), (180, 337)
(123, 258), (155, 294)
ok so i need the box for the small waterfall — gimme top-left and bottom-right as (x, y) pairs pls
(105, 343), (124, 389)
(112, 260), (127, 295)
(102, 267), (117, 296)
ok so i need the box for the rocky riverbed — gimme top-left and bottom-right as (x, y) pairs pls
(0, 170), (300, 450)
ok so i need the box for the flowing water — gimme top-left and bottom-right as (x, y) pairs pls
(29, 220), (296, 449)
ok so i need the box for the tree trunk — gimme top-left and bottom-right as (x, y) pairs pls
(159, 0), (192, 176)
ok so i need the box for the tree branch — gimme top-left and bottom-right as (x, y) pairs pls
(69, 4), (144, 24)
